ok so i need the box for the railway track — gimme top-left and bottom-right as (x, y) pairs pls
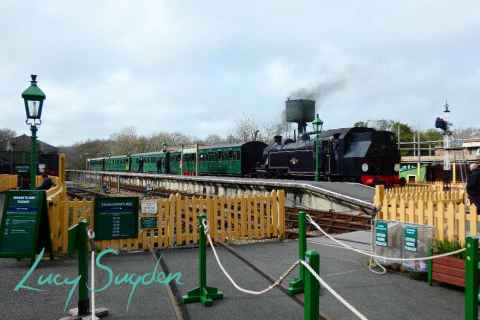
(285, 207), (372, 238)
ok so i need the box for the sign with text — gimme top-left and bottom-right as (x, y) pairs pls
(141, 199), (157, 215)
(404, 226), (418, 252)
(0, 190), (51, 259)
(94, 197), (139, 240)
(15, 164), (30, 174)
(140, 217), (158, 229)
(375, 221), (388, 247)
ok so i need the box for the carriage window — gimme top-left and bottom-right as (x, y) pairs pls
(234, 151), (240, 160)
(228, 151), (233, 159)
(200, 154), (206, 161)
(218, 151), (223, 160)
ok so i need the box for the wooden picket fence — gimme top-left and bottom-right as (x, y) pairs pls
(375, 185), (477, 246)
(48, 191), (286, 255)
(0, 174), (18, 192)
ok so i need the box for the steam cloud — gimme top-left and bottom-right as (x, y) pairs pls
(289, 77), (347, 101)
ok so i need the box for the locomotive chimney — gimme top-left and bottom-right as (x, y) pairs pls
(274, 135), (282, 144)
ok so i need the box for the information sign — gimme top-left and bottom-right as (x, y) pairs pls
(94, 197), (139, 240)
(375, 221), (388, 247)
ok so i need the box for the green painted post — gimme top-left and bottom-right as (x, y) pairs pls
(30, 125), (38, 189)
(304, 250), (320, 320)
(427, 246), (433, 286)
(77, 220), (90, 316)
(465, 236), (478, 320)
(315, 137), (320, 182)
(182, 213), (223, 306)
(312, 114), (323, 182)
(288, 211), (306, 295)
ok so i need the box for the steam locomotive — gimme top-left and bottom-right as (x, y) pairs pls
(256, 127), (400, 185)
(256, 99), (401, 185)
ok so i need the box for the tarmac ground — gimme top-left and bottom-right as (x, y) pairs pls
(0, 228), (465, 320)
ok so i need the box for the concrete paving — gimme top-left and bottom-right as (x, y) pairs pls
(0, 252), (178, 320)
(0, 232), (465, 320)
(161, 238), (464, 320)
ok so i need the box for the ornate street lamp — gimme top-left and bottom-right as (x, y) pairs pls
(312, 114), (324, 181)
(21, 74), (46, 189)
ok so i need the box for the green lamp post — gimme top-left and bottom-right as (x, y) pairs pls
(21, 74), (46, 189)
(312, 114), (323, 182)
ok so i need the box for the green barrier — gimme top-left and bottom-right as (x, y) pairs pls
(68, 220), (90, 316)
(288, 210), (306, 295)
(182, 213), (223, 306)
(465, 236), (479, 320)
(304, 250), (320, 320)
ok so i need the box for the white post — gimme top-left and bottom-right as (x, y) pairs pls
(88, 229), (98, 320)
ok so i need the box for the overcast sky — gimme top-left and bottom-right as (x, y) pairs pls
(1, 1), (479, 146)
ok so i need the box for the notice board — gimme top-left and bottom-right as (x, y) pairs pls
(0, 190), (52, 259)
(94, 197), (139, 240)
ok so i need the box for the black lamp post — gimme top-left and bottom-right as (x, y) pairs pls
(21, 75), (46, 189)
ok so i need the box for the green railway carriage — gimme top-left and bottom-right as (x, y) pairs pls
(197, 142), (266, 176)
(169, 152), (182, 175)
(88, 157), (105, 171)
(182, 148), (197, 175)
(87, 141), (267, 177)
(130, 151), (168, 173)
(105, 155), (129, 172)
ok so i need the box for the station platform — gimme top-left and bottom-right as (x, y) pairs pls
(68, 170), (377, 213)
(0, 232), (464, 320)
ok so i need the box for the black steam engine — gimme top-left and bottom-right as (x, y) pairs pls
(256, 99), (401, 186)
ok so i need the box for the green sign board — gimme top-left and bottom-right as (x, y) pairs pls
(0, 190), (52, 260)
(140, 217), (158, 229)
(375, 221), (388, 247)
(15, 164), (30, 174)
(404, 226), (418, 252)
(94, 197), (139, 240)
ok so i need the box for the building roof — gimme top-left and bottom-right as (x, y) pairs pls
(9, 134), (58, 154)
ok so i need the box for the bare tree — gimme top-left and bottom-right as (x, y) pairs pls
(0, 128), (16, 151)
(110, 126), (143, 154)
(234, 116), (262, 142)
(204, 134), (224, 145)
(454, 128), (480, 139)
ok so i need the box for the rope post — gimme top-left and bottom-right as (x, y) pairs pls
(304, 250), (320, 320)
(465, 236), (478, 320)
(427, 246), (433, 286)
(288, 210), (306, 295)
(66, 220), (90, 316)
(182, 213), (223, 306)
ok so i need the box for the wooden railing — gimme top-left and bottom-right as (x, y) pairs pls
(0, 174), (17, 192)
(48, 191), (286, 254)
(375, 185), (476, 246)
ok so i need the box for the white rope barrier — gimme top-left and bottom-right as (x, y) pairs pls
(202, 220), (300, 295)
(202, 219), (370, 320)
(300, 260), (369, 320)
(306, 214), (466, 262)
